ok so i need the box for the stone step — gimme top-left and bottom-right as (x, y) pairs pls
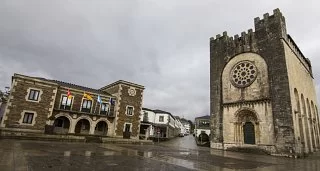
(85, 136), (102, 143)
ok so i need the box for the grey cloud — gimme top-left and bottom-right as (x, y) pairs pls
(1, 0), (320, 121)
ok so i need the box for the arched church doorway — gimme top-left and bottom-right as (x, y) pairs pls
(243, 122), (255, 144)
(235, 109), (259, 145)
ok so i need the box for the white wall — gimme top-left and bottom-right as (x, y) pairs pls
(155, 113), (169, 124)
(168, 115), (175, 128)
(141, 110), (156, 123)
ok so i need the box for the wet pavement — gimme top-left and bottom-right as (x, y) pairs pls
(0, 135), (320, 171)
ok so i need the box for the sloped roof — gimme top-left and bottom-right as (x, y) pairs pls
(153, 109), (171, 114)
(49, 79), (112, 96)
(142, 107), (154, 112)
(195, 115), (210, 120)
(100, 80), (144, 90)
(153, 109), (176, 119)
(14, 73), (112, 96)
(174, 116), (181, 120)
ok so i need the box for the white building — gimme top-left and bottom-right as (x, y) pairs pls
(140, 108), (180, 140)
(153, 109), (176, 139)
(139, 108), (156, 140)
(174, 116), (186, 136)
(180, 118), (191, 135)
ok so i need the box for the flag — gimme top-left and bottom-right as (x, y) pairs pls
(97, 95), (102, 104)
(110, 98), (115, 105)
(83, 92), (93, 101)
(67, 89), (72, 99)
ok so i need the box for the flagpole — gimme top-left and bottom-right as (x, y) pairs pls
(94, 101), (98, 114)
(93, 95), (98, 114)
(64, 90), (66, 110)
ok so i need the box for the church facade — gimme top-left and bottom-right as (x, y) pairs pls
(210, 8), (320, 156)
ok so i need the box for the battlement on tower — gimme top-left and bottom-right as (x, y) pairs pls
(253, 8), (285, 31)
(210, 8), (312, 75)
(210, 9), (284, 43)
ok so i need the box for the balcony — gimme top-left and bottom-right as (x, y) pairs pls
(53, 108), (115, 118)
(60, 105), (71, 110)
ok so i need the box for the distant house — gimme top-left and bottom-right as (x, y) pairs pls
(194, 115), (210, 146)
(153, 109), (176, 139)
(139, 108), (156, 140)
(140, 108), (183, 140)
(174, 116), (185, 136)
(0, 73), (145, 139)
(180, 118), (191, 135)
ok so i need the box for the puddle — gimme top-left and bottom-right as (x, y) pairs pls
(107, 163), (118, 166)
(64, 151), (71, 157)
(85, 151), (92, 157)
(160, 156), (196, 170)
(103, 151), (117, 156)
(179, 152), (191, 155)
(137, 151), (153, 158)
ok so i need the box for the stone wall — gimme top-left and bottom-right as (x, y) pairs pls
(283, 39), (320, 153)
(210, 9), (299, 155)
(223, 101), (274, 145)
(222, 53), (269, 103)
(2, 77), (57, 130)
(53, 88), (112, 115)
(115, 84), (144, 139)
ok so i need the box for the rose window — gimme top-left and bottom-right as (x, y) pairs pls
(230, 61), (257, 88)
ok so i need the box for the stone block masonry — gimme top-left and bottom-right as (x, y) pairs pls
(210, 8), (320, 157)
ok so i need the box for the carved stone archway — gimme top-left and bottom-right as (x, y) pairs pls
(234, 109), (260, 145)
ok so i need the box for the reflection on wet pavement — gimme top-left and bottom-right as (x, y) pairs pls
(0, 136), (320, 171)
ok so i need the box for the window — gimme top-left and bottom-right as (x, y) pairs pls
(123, 123), (132, 132)
(28, 89), (40, 101)
(100, 103), (109, 115)
(198, 120), (210, 128)
(143, 111), (148, 122)
(81, 99), (92, 113)
(22, 112), (34, 124)
(60, 95), (73, 110)
(159, 116), (164, 122)
(126, 106), (134, 116)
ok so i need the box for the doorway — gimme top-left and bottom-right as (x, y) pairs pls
(123, 123), (131, 139)
(243, 122), (255, 144)
(75, 119), (90, 134)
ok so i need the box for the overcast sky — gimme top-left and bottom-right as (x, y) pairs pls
(0, 0), (319, 121)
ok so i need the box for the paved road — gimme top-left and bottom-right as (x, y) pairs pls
(0, 135), (320, 171)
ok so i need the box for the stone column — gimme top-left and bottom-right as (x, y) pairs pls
(311, 119), (317, 150)
(234, 123), (237, 143)
(89, 122), (95, 135)
(307, 116), (314, 152)
(256, 123), (260, 144)
(68, 120), (75, 134)
(314, 111), (320, 149)
(295, 112), (301, 143)
(314, 118), (320, 149)
(302, 114), (310, 153)
(240, 122), (244, 144)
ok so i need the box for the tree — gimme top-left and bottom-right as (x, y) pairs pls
(0, 87), (10, 103)
(187, 120), (195, 133)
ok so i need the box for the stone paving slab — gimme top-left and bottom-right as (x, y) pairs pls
(0, 133), (154, 145)
(1, 138), (320, 171)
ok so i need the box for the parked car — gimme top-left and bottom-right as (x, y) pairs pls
(178, 133), (184, 137)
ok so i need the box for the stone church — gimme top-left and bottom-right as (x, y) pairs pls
(210, 8), (320, 156)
